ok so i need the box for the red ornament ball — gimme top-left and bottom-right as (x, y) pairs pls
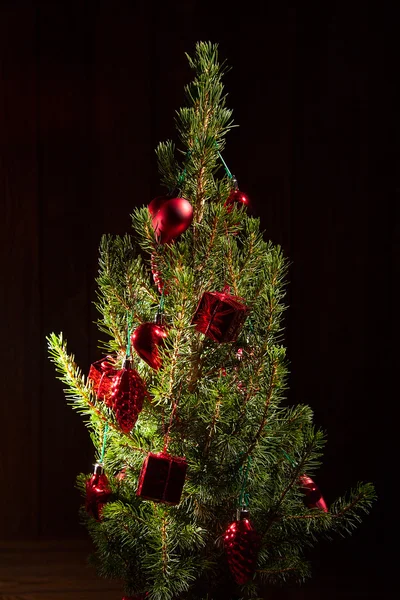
(150, 196), (193, 244)
(85, 464), (112, 521)
(224, 510), (260, 584)
(110, 359), (146, 433)
(299, 474), (328, 512)
(224, 188), (250, 212)
(131, 322), (168, 370)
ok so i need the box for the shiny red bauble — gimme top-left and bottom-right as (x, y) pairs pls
(224, 188), (250, 212)
(150, 196), (193, 244)
(131, 322), (168, 370)
(85, 464), (112, 521)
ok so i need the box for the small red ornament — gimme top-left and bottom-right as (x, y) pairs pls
(224, 179), (250, 212)
(131, 322), (168, 370)
(88, 356), (117, 406)
(192, 288), (250, 343)
(224, 509), (260, 585)
(85, 463), (112, 521)
(110, 358), (146, 433)
(150, 252), (169, 295)
(299, 474), (328, 512)
(150, 196), (193, 244)
(136, 451), (187, 505)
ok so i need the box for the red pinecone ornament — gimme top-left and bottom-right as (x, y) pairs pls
(110, 358), (146, 433)
(224, 510), (260, 585)
(299, 474), (328, 512)
(131, 322), (168, 370)
(85, 464), (112, 521)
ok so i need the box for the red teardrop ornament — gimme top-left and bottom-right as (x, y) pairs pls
(151, 196), (193, 244)
(148, 195), (169, 217)
(299, 474), (328, 512)
(131, 322), (168, 370)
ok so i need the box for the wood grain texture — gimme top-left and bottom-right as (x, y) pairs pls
(0, 540), (122, 599)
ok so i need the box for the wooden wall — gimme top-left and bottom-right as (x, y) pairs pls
(1, 1), (393, 596)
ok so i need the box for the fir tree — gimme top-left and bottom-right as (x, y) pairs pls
(48, 42), (375, 600)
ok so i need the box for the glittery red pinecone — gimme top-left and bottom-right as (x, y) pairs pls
(110, 359), (146, 433)
(223, 511), (260, 585)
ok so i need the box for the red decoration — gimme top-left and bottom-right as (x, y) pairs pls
(225, 188), (250, 212)
(150, 196), (193, 244)
(88, 356), (117, 406)
(192, 288), (250, 343)
(299, 474), (328, 512)
(136, 451), (187, 505)
(148, 195), (170, 217)
(131, 322), (168, 370)
(110, 358), (146, 433)
(151, 252), (169, 295)
(85, 464), (112, 521)
(224, 509), (260, 585)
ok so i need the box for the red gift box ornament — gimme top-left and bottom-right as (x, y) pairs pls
(88, 356), (117, 406)
(223, 508), (261, 585)
(85, 463), (112, 521)
(299, 474), (328, 512)
(110, 358), (147, 433)
(136, 451), (187, 505)
(192, 287), (250, 343)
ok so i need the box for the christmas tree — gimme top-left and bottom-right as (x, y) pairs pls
(48, 42), (375, 600)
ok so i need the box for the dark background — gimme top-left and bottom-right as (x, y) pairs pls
(1, 1), (394, 598)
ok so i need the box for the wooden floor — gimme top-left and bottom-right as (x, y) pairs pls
(0, 540), (379, 600)
(0, 540), (122, 600)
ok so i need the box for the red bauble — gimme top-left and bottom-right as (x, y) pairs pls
(192, 288), (250, 343)
(224, 188), (250, 212)
(131, 322), (168, 370)
(151, 196), (193, 244)
(85, 464), (112, 521)
(136, 451), (187, 505)
(299, 474), (328, 512)
(88, 356), (117, 406)
(223, 509), (260, 585)
(110, 359), (146, 433)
